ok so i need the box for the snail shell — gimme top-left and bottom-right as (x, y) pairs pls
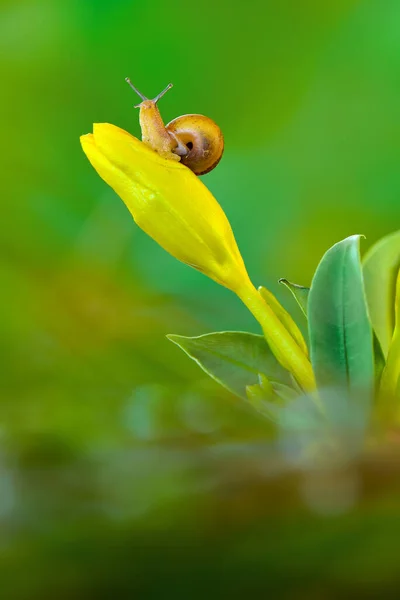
(166, 114), (224, 176)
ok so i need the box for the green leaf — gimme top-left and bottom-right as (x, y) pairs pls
(167, 331), (292, 401)
(308, 235), (374, 397)
(363, 230), (400, 356)
(279, 279), (309, 317)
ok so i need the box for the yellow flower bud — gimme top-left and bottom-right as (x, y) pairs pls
(80, 123), (249, 292)
(80, 123), (315, 391)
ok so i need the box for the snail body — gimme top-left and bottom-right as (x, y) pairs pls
(125, 78), (224, 176)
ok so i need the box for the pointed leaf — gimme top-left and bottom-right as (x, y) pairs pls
(363, 230), (400, 356)
(167, 331), (292, 400)
(279, 279), (309, 317)
(308, 235), (374, 397)
(258, 286), (308, 356)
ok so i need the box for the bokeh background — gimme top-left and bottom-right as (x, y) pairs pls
(1, 0), (400, 597)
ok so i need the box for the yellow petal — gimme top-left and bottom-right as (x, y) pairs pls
(380, 269), (400, 401)
(80, 123), (249, 291)
(258, 286), (309, 357)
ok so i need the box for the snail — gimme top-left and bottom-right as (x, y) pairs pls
(125, 78), (224, 176)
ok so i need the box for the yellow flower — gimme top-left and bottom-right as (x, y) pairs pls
(80, 123), (248, 291)
(80, 123), (315, 391)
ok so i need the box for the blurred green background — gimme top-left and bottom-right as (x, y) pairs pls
(1, 0), (400, 597)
